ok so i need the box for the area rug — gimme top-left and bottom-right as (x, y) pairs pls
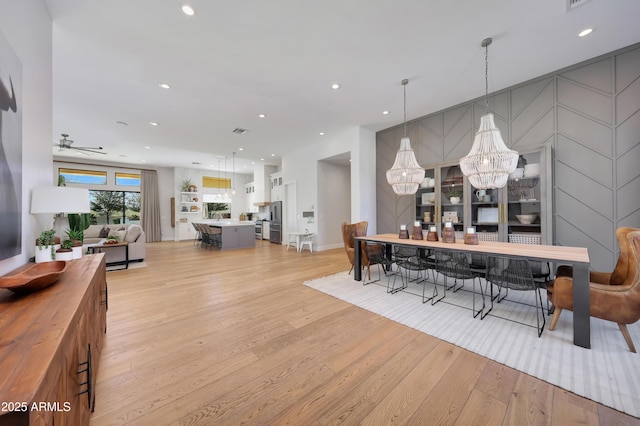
(304, 271), (640, 418)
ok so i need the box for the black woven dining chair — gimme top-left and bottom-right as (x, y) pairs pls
(486, 256), (546, 337)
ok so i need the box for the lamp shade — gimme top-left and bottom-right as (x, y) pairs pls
(386, 137), (424, 195)
(30, 186), (91, 214)
(459, 113), (518, 189)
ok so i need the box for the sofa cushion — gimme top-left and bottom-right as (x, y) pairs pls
(125, 225), (143, 243)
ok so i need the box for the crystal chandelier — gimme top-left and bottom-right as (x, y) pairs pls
(386, 79), (424, 195)
(460, 38), (518, 189)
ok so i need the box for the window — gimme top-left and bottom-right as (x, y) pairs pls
(59, 168), (107, 185)
(115, 172), (141, 186)
(89, 190), (141, 225)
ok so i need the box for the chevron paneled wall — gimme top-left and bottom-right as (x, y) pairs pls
(376, 43), (640, 271)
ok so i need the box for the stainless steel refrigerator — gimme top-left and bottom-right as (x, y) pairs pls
(269, 201), (282, 244)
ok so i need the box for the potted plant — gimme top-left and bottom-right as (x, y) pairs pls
(35, 229), (57, 263)
(448, 188), (462, 204)
(67, 213), (90, 259)
(65, 228), (85, 259)
(180, 179), (193, 192)
(55, 239), (75, 261)
(68, 213), (91, 241)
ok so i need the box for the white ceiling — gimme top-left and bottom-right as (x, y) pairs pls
(45, 0), (640, 174)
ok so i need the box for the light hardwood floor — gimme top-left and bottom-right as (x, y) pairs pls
(91, 239), (639, 425)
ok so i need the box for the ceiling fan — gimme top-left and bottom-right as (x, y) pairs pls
(54, 133), (106, 155)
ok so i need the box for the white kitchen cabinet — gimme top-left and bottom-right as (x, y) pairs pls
(245, 182), (258, 213)
(270, 172), (283, 202)
(177, 222), (197, 241)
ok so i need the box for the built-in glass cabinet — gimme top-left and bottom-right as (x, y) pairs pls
(415, 146), (551, 244)
(415, 162), (467, 236)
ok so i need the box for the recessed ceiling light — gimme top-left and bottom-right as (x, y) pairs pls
(145, 146), (151, 149)
(578, 28), (593, 37)
(239, 147), (244, 151)
(159, 83), (171, 89)
(260, 158), (265, 161)
(149, 122), (158, 126)
(271, 153), (275, 157)
(319, 132), (325, 136)
(382, 110), (390, 115)
(181, 4), (195, 16)
(331, 83), (340, 90)
(258, 113), (266, 118)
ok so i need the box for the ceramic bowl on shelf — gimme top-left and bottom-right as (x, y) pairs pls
(516, 214), (538, 224)
(524, 163), (540, 177)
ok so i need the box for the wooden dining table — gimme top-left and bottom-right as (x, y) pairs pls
(353, 234), (592, 349)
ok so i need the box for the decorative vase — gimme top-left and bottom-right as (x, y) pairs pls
(398, 225), (409, 239)
(450, 197), (460, 205)
(464, 227), (478, 245)
(35, 245), (55, 263)
(71, 246), (83, 259)
(411, 221), (423, 240)
(442, 223), (456, 243)
(426, 226), (439, 242)
(55, 250), (74, 261)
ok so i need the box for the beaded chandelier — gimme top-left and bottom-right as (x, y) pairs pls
(460, 38), (518, 189)
(386, 79), (424, 195)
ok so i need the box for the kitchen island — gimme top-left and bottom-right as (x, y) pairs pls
(204, 221), (255, 250)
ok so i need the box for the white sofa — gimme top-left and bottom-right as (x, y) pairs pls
(84, 224), (146, 263)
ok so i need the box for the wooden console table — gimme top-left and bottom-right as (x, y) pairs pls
(0, 254), (108, 425)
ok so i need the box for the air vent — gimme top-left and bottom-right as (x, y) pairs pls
(232, 128), (248, 135)
(567, 0), (592, 11)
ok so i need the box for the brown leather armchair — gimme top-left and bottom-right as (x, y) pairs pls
(341, 221), (384, 280)
(548, 227), (640, 352)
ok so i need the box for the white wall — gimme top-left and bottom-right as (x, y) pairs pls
(318, 161), (350, 249)
(282, 126), (376, 250)
(0, 0), (53, 275)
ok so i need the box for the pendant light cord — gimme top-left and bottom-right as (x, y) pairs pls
(482, 37), (492, 113)
(485, 43), (489, 111)
(402, 78), (409, 138)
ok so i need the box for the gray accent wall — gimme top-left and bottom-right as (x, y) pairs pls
(377, 43), (640, 272)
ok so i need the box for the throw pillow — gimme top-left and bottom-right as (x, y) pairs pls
(99, 226), (110, 238)
(125, 225), (142, 243)
(108, 229), (127, 242)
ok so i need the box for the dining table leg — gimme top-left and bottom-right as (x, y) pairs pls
(354, 239), (362, 281)
(572, 264), (591, 348)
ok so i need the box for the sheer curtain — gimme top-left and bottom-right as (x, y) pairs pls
(141, 170), (161, 242)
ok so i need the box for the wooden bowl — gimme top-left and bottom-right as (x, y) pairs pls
(0, 261), (68, 293)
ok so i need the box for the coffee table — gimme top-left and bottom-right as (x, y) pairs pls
(87, 241), (129, 270)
